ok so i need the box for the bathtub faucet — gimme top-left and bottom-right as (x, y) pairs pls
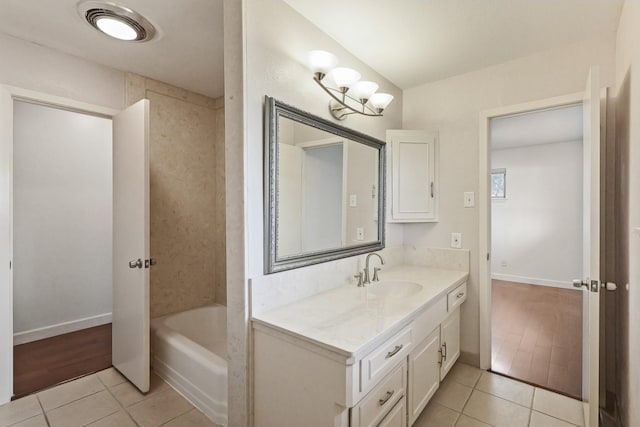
(363, 252), (384, 285)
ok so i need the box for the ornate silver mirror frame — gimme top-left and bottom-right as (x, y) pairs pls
(264, 96), (386, 274)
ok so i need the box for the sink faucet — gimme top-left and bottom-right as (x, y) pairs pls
(363, 252), (385, 285)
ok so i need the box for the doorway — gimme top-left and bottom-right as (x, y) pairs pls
(0, 86), (119, 402)
(12, 100), (113, 397)
(488, 105), (584, 398)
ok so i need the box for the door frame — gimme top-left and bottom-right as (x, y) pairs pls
(0, 84), (117, 404)
(477, 91), (584, 371)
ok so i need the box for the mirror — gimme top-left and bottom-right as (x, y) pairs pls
(264, 96), (386, 273)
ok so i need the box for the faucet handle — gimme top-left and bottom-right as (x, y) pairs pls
(354, 272), (364, 287)
(373, 267), (382, 282)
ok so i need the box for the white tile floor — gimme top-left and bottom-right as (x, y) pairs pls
(1, 363), (584, 427)
(0, 369), (221, 427)
(414, 363), (585, 427)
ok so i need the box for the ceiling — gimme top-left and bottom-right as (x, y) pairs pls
(0, 1), (624, 98)
(490, 105), (583, 150)
(0, 0), (224, 98)
(285, 0), (624, 90)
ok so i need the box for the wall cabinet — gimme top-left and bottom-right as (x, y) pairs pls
(387, 130), (438, 222)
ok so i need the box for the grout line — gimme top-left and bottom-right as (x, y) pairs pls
(35, 395), (51, 427)
(100, 378), (141, 427)
(157, 408), (195, 426)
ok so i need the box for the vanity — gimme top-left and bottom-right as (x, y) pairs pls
(256, 97), (466, 426)
(252, 265), (468, 427)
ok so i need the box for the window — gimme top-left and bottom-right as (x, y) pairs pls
(491, 168), (506, 199)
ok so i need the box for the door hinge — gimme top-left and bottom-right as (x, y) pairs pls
(9, 260), (11, 270)
(487, 253), (490, 261)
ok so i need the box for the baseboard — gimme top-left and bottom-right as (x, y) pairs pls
(491, 273), (577, 290)
(13, 313), (112, 345)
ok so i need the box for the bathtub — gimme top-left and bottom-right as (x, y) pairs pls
(151, 304), (227, 426)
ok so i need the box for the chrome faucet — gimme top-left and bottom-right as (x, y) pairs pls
(363, 252), (385, 285)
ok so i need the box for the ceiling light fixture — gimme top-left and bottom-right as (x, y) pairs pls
(78, 1), (156, 42)
(307, 50), (394, 120)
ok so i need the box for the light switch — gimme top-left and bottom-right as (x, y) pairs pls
(356, 227), (364, 241)
(451, 232), (462, 249)
(349, 194), (357, 207)
(464, 192), (475, 207)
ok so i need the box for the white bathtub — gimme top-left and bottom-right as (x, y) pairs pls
(151, 304), (227, 426)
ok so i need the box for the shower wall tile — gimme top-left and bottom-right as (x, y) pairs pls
(125, 74), (226, 317)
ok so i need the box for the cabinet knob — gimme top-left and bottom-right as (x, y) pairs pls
(385, 344), (403, 359)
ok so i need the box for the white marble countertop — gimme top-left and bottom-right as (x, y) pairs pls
(251, 265), (468, 360)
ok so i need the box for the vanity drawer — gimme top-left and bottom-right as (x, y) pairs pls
(447, 282), (467, 312)
(360, 325), (412, 392)
(351, 361), (406, 427)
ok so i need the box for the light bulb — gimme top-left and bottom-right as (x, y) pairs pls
(95, 17), (138, 40)
(350, 81), (379, 103)
(307, 50), (338, 80)
(370, 93), (394, 112)
(331, 67), (361, 90)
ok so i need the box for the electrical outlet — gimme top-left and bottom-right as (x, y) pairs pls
(349, 194), (357, 207)
(464, 192), (475, 207)
(356, 227), (364, 241)
(451, 232), (462, 248)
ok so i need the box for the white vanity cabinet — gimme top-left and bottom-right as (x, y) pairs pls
(252, 268), (468, 427)
(386, 130), (438, 223)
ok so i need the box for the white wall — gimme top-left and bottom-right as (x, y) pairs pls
(13, 101), (112, 342)
(491, 140), (583, 288)
(614, 2), (640, 425)
(402, 35), (616, 362)
(245, 0), (403, 276)
(237, 1), (403, 424)
(0, 33), (124, 110)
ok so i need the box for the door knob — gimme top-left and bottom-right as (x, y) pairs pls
(601, 281), (617, 291)
(129, 258), (143, 269)
(572, 279), (588, 289)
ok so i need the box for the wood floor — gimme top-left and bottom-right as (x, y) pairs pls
(491, 280), (583, 398)
(13, 324), (112, 399)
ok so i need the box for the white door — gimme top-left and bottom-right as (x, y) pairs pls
(112, 100), (150, 393)
(578, 67), (600, 427)
(0, 87), (13, 403)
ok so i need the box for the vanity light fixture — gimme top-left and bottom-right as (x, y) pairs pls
(78, 1), (156, 42)
(307, 50), (394, 120)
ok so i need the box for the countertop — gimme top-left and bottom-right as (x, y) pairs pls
(251, 265), (468, 360)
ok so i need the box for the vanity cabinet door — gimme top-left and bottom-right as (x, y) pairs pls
(440, 308), (461, 380)
(408, 327), (441, 426)
(376, 396), (406, 427)
(387, 130), (438, 223)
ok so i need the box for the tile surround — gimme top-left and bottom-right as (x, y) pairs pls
(126, 73), (226, 317)
(0, 368), (221, 427)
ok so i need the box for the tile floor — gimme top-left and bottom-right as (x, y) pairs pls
(0, 368), (222, 427)
(414, 363), (585, 427)
(491, 280), (582, 398)
(2, 362), (584, 427)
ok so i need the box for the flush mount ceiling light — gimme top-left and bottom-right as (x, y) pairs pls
(78, 1), (156, 42)
(307, 50), (394, 120)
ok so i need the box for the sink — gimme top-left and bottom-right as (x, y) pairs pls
(368, 281), (423, 298)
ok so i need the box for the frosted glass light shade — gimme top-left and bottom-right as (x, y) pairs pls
(331, 67), (361, 89)
(370, 93), (394, 110)
(350, 81), (379, 102)
(96, 17), (138, 40)
(307, 50), (338, 77)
